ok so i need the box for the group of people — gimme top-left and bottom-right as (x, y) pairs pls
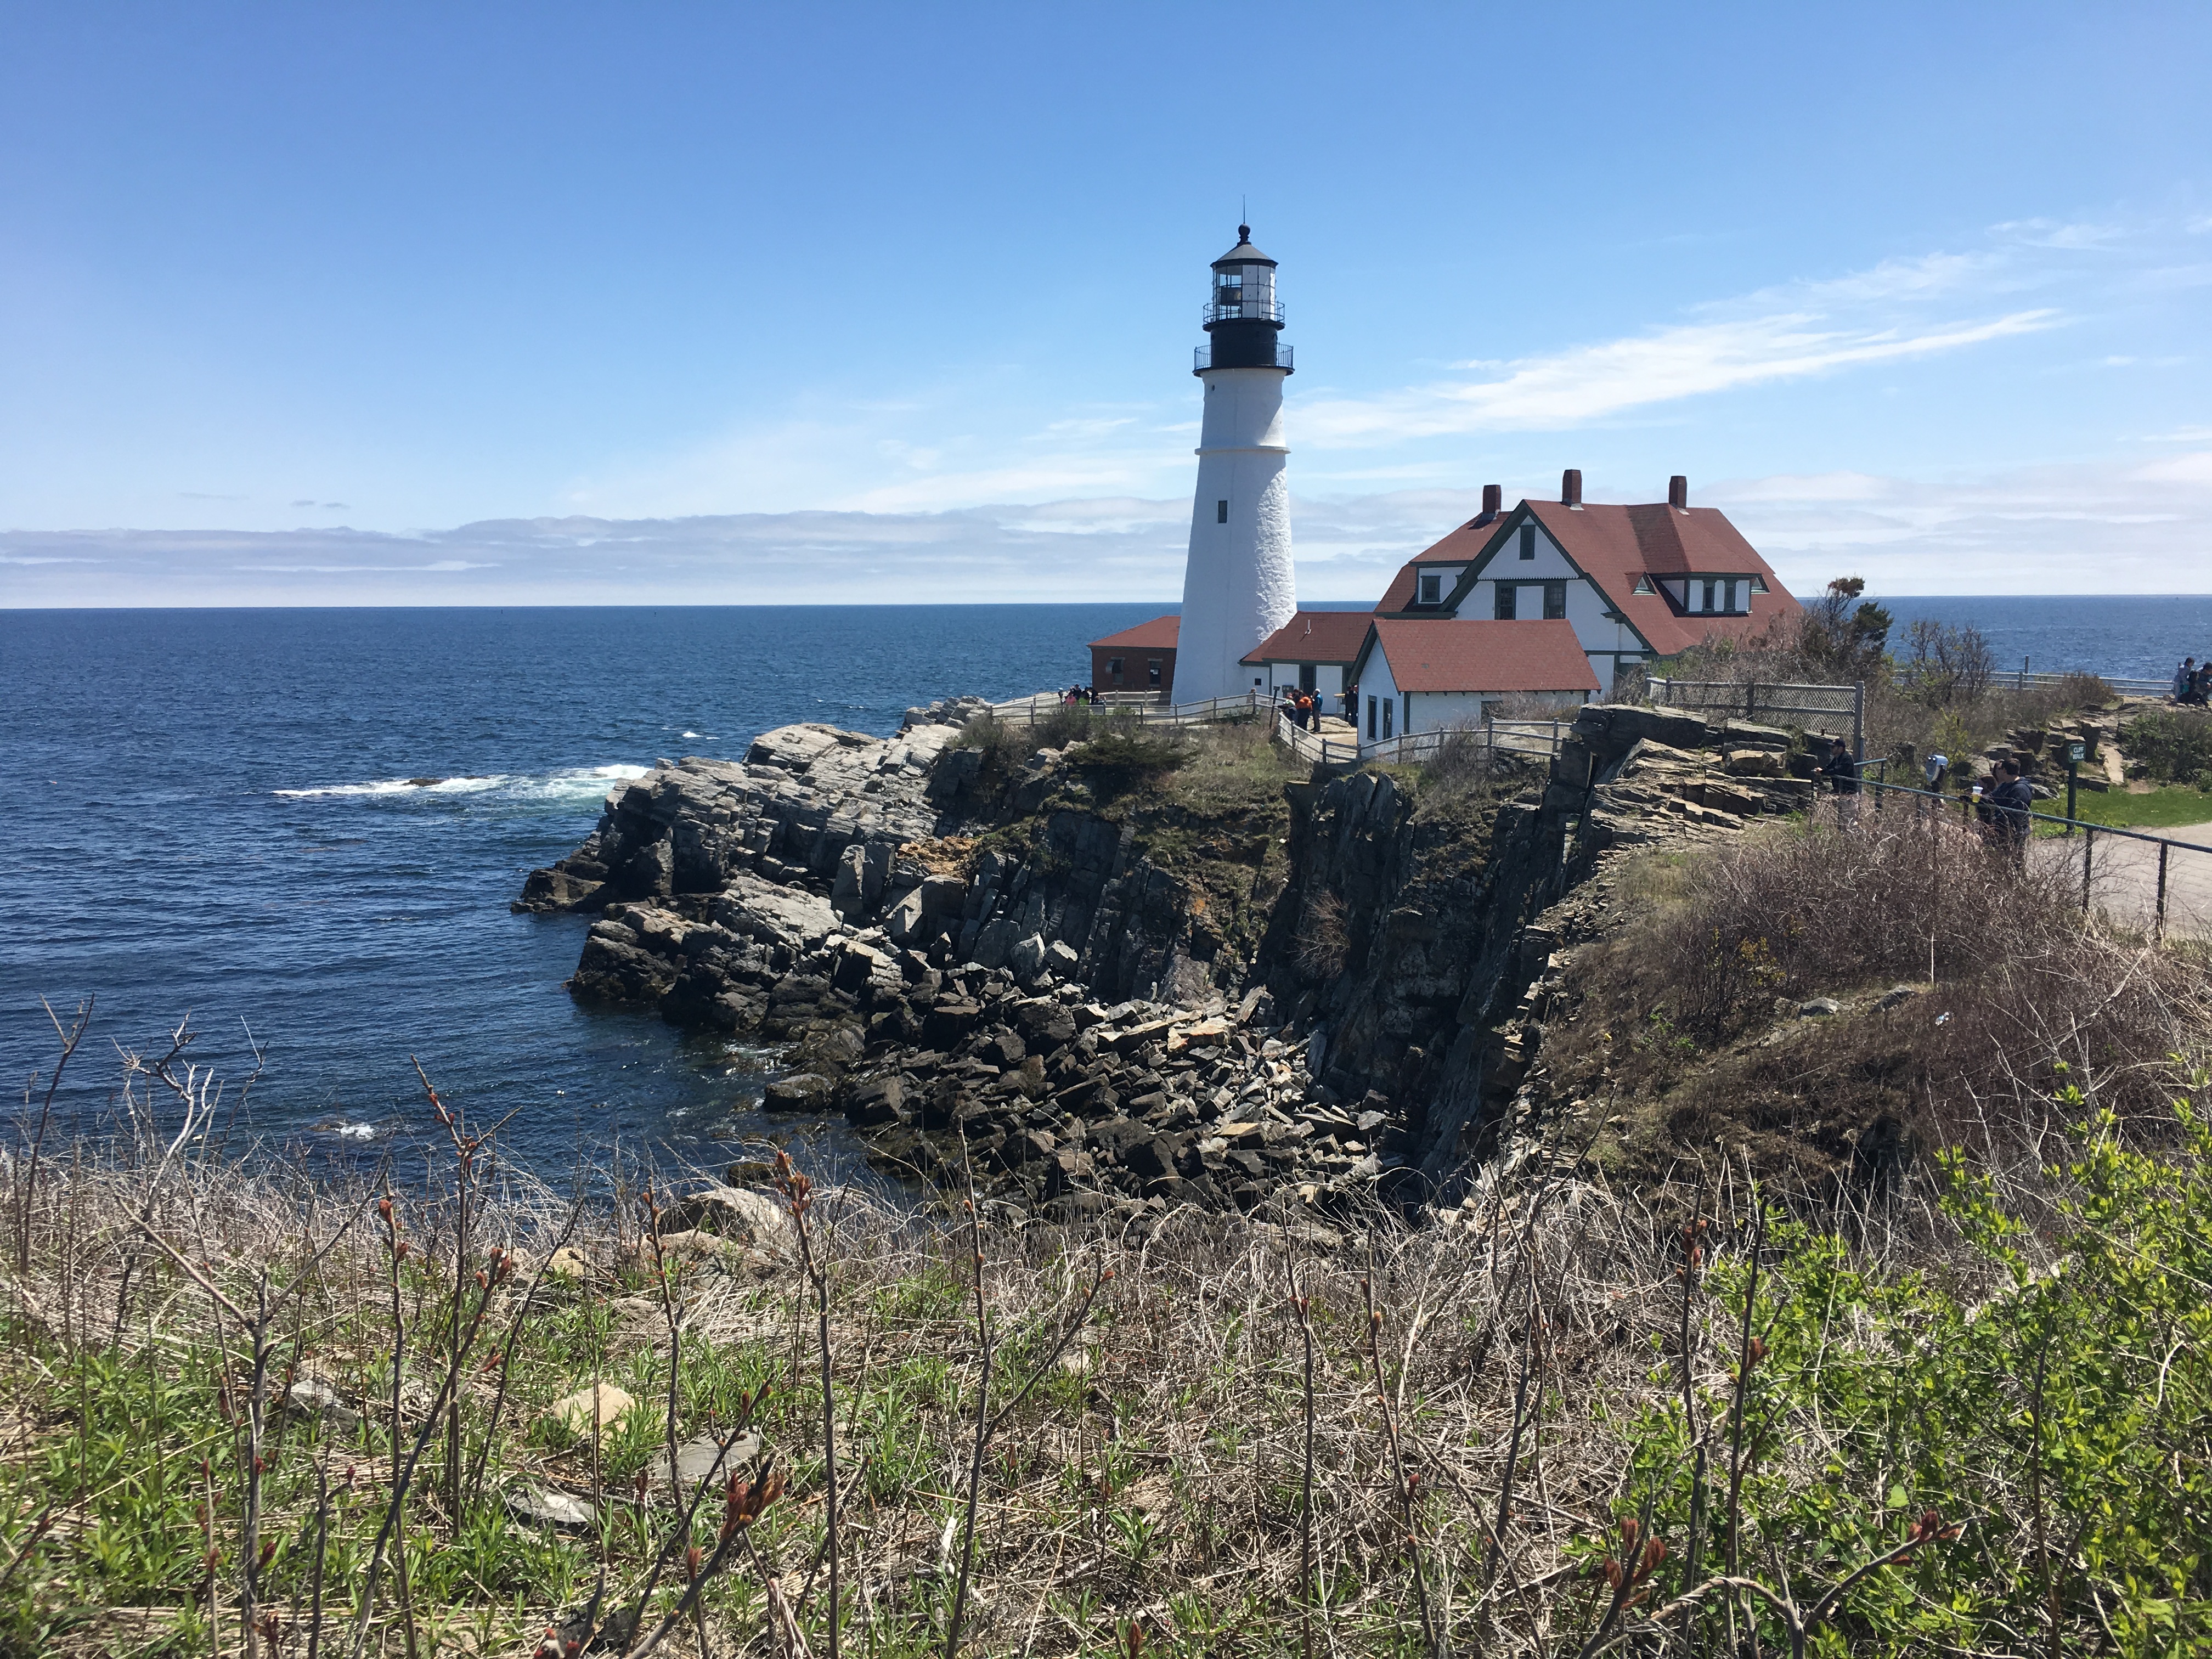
(1059, 685), (1099, 707)
(1278, 686), (1327, 730)
(1817, 735), (2033, 858)
(2176, 658), (2211, 705)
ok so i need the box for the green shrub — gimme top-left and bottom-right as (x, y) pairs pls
(2123, 708), (2212, 788)
(1611, 1087), (2212, 1655)
(1064, 716), (1190, 777)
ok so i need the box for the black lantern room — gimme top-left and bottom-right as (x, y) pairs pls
(1196, 226), (1293, 374)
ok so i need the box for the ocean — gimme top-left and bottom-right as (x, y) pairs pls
(0, 605), (1165, 1177)
(4, 595), (2208, 1176)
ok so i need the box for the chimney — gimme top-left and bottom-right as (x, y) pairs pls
(1476, 482), (1502, 524)
(1561, 468), (1583, 509)
(1668, 474), (1688, 510)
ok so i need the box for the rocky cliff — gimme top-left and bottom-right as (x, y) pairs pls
(517, 699), (1816, 1222)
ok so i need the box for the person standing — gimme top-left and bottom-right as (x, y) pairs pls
(2177, 658), (2197, 702)
(1987, 757), (2035, 864)
(1818, 736), (1860, 828)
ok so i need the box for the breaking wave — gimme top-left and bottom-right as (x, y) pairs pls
(275, 763), (647, 803)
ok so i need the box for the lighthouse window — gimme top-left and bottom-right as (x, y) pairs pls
(1217, 499), (1228, 523)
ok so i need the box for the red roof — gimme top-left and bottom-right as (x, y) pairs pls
(1239, 609), (1372, 665)
(1379, 498), (1799, 656)
(1373, 517), (1503, 612)
(1358, 619), (1601, 694)
(1090, 614), (1180, 650)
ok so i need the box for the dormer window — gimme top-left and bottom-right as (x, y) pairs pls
(1749, 574), (1769, 595)
(1519, 525), (1536, 561)
(1632, 575), (1655, 595)
(1418, 572), (1442, 605)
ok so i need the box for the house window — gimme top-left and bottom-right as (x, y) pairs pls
(1147, 658), (1163, 687)
(1724, 578), (1740, 612)
(1632, 575), (1655, 595)
(1217, 499), (1228, 523)
(1108, 656), (1125, 684)
(1749, 574), (1769, 595)
(1701, 579), (1717, 612)
(1381, 698), (1395, 739)
(1418, 572), (1441, 605)
(1519, 524), (1536, 560)
(1366, 695), (1378, 740)
(1543, 580), (1566, 620)
(1495, 584), (1517, 620)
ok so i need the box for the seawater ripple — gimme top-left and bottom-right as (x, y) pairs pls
(0, 604), (1167, 1176)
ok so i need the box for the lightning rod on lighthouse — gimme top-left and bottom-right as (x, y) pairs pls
(1175, 225), (1296, 704)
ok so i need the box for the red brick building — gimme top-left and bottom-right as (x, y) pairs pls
(1089, 614), (1180, 696)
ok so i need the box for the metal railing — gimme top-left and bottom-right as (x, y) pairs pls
(1995, 666), (2172, 698)
(1203, 297), (1285, 326)
(1194, 342), (1294, 373)
(1647, 678), (1864, 757)
(1842, 773), (2211, 935)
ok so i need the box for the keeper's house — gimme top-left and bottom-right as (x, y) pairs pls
(1346, 618), (1599, 743)
(1238, 609), (1371, 702)
(1088, 614), (1181, 696)
(1374, 472), (1798, 695)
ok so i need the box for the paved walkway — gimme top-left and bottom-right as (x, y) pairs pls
(2033, 819), (2212, 938)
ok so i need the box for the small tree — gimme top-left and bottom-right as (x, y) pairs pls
(1797, 576), (1893, 682)
(1900, 617), (1996, 707)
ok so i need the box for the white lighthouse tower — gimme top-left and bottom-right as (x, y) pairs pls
(1175, 226), (1296, 704)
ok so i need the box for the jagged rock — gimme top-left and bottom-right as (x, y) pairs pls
(1798, 997), (1842, 1018)
(670, 1431), (764, 1491)
(283, 1377), (359, 1429)
(764, 1073), (836, 1112)
(666, 1185), (796, 1251)
(507, 1484), (598, 1529)
(1875, 984), (1923, 1011)
(1724, 748), (1785, 777)
(1008, 932), (1049, 985)
(843, 1074), (906, 1127)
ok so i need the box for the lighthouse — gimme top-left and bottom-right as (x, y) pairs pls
(1174, 226), (1296, 704)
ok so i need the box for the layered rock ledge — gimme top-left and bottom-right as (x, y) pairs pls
(518, 699), (1837, 1223)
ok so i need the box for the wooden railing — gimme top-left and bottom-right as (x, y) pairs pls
(1273, 710), (1359, 766)
(1360, 720), (1571, 766)
(985, 690), (1270, 728)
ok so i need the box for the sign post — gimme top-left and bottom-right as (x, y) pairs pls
(2067, 741), (2084, 835)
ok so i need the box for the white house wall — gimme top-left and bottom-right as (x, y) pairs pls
(1358, 648), (1401, 743)
(1406, 690), (1488, 732)
(1465, 516), (1651, 687)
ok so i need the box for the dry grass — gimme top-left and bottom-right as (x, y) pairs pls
(5, 995), (2210, 1654)
(1550, 811), (2212, 1195)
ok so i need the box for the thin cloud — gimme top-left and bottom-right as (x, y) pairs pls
(1296, 308), (2058, 444)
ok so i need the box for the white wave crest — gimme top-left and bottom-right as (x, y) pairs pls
(275, 763), (648, 803)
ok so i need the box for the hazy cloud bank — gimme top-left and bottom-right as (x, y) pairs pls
(4, 445), (2207, 607)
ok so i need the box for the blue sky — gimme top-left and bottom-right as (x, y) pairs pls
(3, 2), (2208, 604)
